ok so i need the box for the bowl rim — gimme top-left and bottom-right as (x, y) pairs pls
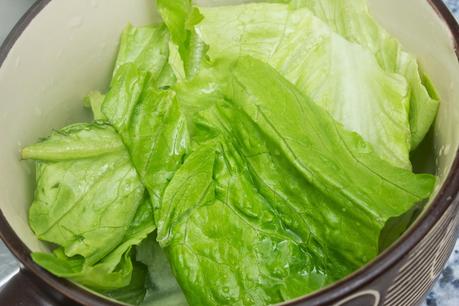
(0, 0), (458, 305)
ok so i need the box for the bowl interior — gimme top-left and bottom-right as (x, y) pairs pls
(0, 0), (458, 302)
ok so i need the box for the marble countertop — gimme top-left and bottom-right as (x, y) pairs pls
(0, 0), (458, 305)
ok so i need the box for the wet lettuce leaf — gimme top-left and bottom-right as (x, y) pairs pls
(26, 21), (177, 300)
(101, 54), (435, 305)
(25, 3), (439, 305)
(189, 2), (413, 169)
(114, 23), (175, 87)
(156, 0), (207, 78)
(24, 123), (155, 291)
(299, 0), (439, 149)
(102, 63), (190, 220)
(165, 57), (434, 305)
(31, 197), (154, 291)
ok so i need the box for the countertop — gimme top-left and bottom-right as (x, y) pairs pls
(0, 0), (458, 305)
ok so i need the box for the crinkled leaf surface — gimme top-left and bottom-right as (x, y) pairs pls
(31, 197), (154, 292)
(102, 63), (190, 214)
(114, 23), (174, 86)
(25, 123), (155, 291)
(157, 0), (207, 78)
(25, 4), (439, 304)
(193, 2), (412, 169)
(102, 54), (434, 305)
(299, 0), (439, 149)
(158, 57), (434, 305)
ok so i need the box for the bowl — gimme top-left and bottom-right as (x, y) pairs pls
(0, 0), (458, 305)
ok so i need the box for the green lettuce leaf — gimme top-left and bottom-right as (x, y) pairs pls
(102, 54), (434, 304)
(31, 197), (154, 292)
(191, 2), (412, 169)
(24, 3), (439, 304)
(31, 196), (152, 289)
(24, 123), (155, 291)
(155, 57), (435, 304)
(156, 0), (207, 78)
(102, 63), (190, 216)
(299, 0), (439, 149)
(162, 140), (330, 305)
(114, 24), (173, 83)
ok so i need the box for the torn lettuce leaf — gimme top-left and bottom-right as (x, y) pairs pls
(103, 24), (190, 204)
(162, 57), (434, 305)
(161, 140), (331, 305)
(24, 123), (155, 291)
(114, 24), (169, 78)
(113, 23), (177, 88)
(299, 0), (439, 149)
(25, 123), (144, 264)
(178, 2), (412, 169)
(101, 54), (434, 304)
(102, 63), (190, 217)
(156, 0), (207, 78)
(21, 122), (123, 162)
(31, 197), (154, 292)
(25, 3), (440, 304)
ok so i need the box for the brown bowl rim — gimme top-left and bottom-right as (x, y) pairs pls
(0, 0), (458, 305)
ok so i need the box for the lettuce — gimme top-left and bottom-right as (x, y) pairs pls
(25, 1), (439, 305)
(189, 3), (413, 169)
(165, 57), (434, 304)
(114, 24), (176, 87)
(102, 63), (190, 213)
(156, 0), (207, 78)
(100, 54), (435, 304)
(299, 0), (439, 149)
(31, 198), (154, 292)
(24, 123), (155, 290)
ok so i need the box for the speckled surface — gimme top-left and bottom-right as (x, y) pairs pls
(423, 240), (459, 306)
(445, 0), (459, 14)
(0, 0), (458, 305)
